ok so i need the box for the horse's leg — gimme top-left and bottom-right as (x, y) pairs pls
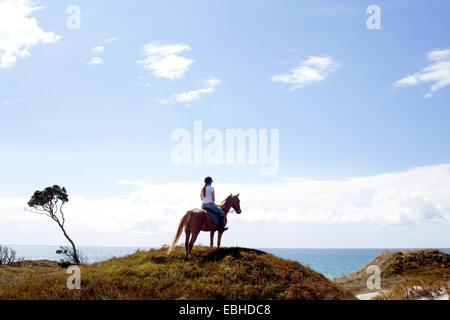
(188, 229), (199, 258)
(217, 231), (223, 248)
(184, 227), (191, 257)
(210, 231), (215, 251)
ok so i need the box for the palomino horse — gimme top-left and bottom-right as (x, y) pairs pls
(168, 194), (241, 257)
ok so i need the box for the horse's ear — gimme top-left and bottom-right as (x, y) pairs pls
(236, 193), (240, 197)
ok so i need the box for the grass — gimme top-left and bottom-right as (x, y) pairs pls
(0, 260), (58, 289)
(333, 249), (450, 298)
(0, 246), (355, 300)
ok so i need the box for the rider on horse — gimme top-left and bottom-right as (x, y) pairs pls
(167, 178), (240, 256)
(200, 176), (228, 232)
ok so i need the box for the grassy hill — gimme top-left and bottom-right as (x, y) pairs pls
(0, 246), (355, 300)
(334, 249), (450, 299)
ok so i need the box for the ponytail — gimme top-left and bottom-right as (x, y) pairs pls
(201, 183), (207, 198)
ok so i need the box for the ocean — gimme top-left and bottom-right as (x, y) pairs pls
(6, 245), (450, 279)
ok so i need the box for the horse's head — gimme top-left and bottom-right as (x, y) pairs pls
(229, 193), (241, 214)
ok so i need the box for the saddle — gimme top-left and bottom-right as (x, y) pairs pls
(203, 207), (219, 225)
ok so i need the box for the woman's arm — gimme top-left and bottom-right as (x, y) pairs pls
(212, 191), (215, 203)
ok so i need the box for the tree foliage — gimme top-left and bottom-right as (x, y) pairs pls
(28, 185), (69, 222)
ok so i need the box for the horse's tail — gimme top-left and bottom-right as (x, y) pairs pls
(167, 210), (192, 254)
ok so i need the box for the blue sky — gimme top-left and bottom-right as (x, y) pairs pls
(1, 0), (450, 247)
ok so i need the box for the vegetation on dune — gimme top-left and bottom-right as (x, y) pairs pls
(334, 249), (450, 299)
(0, 246), (355, 300)
(0, 260), (58, 292)
(374, 278), (449, 300)
(0, 245), (23, 266)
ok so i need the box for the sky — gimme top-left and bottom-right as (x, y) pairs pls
(1, 0), (450, 248)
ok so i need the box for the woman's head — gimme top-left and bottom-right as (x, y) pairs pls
(204, 176), (213, 185)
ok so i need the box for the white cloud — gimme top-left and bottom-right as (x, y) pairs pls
(394, 49), (450, 98)
(88, 57), (104, 65)
(174, 78), (220, 103)
(157, 98), (173, 105)
(91, 46), (104, 54)
(175, 88), (214, 103)
(272, 55), (339, 89)
(158, 78), (220, 104)
(138, 42), (194, 80)
(102, 38), (117, 44)
(88, 39), (116, 65)
(204, 78), (220, 87)
(0, 0), (60, 68)
(1, 164), (449, 246)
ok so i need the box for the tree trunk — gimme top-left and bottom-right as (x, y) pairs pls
(57, 223), (80, 265)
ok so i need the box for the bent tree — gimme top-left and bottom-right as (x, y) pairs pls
(27, 185), (80, 265)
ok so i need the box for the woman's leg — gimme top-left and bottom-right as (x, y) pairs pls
(210, 203), (224, 217)
(210, 204), (226, 231)
(202, 203), (227, 231)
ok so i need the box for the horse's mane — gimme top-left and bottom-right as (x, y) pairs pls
(218, 194), (232, 209)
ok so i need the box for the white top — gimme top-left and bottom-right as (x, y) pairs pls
(202, 186), (214, 204)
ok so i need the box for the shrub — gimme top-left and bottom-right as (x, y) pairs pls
(0, 245), (23, 266)
(56, 246), (87, 267)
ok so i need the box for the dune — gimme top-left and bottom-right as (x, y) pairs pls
(334, 249), (449, 300)
(0, 246), (355, 300)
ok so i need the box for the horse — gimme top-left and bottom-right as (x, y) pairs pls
(167, 193), (241, 257)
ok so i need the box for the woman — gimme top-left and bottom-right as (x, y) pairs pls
(201, 176), (228, 232)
